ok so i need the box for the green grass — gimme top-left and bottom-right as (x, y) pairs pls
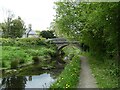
(2, 46), (31, 68)
(1, 45), (55, 68)
(86, 53), (118, 88)
(50, 46), (81, 88)
(50, 55), (81, 88)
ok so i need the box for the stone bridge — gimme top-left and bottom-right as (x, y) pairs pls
(47, 38), (80, 51)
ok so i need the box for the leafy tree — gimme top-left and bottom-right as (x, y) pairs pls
(53, 1), (120, 61)
(40, 30), (56, 39)
(10, 17), (26, 38)
(0, 22), (8, 38)
(1, 16), (26, 38)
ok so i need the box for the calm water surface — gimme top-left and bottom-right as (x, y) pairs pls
(0, 73), (56, 89)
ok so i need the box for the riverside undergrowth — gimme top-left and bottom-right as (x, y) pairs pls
(84, 53), (118, 88)
(1, 38), (56, 69)
(50, 45), (81, 88)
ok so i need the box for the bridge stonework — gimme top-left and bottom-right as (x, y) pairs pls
(48, 38), (80, 52)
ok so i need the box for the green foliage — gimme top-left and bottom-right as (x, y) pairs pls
(1, 37), (47, 47)
(54, 2), (120, 60)
(40, 30), (56, 39)
(19, 59), (25, 64)
(2, 45), (55, 68)
(63, 45), (81, 56)
(1, 37), (56, 68)
(2, 61), (6, 67)
(88, 54), (118, 88)
(25, 47), (55, 56)
(32, 56), (41, 64)
(0, 38), (15, 46)
(1, 16), (26, 38)
(11, 59), (19, 69)
(50, 46), (81, 88)
(50, 55), (81, 88)
(53, 2), (120, 88)
(2, 46), (31, 68)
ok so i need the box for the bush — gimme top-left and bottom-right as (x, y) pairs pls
(32, 56), (41, 64)
(1, 37), (56, 68)
(2, 44), (56, 68)
(19, 59), (25, 64)
(11, 59), (19, 69)
(1, 37), (47, 47)
(2, 61), (6, 67)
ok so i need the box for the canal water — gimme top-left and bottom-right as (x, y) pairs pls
(0, 72), (57, 89)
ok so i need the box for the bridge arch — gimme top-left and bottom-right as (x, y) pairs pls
(48, 38), (80, 52)
(57, 44), (68, 52)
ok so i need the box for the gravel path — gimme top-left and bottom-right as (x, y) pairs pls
(77, 56), (97, 88)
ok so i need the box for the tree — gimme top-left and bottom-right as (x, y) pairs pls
(26, 24), (32, 38)
(54, 1), (120, 85)
(54, 1), (120, 61)
(0, 22), (8, 38)
(1, 10), (14, 38)
(40, 30), (56, 39)
(1, 16), (26, 38)
(10, 16), (26, 38)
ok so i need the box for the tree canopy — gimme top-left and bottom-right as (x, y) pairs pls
(40, 30), (56, 39)
(0, 16), (26, 38)
(53, 1), (120, 61)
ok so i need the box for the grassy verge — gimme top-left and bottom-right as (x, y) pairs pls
(50, 45), (81, 88)
(1, 43), (55, 69)
(85, 53), (118, 88)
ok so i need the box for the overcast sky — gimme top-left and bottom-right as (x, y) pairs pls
(0, 0), (56, 31)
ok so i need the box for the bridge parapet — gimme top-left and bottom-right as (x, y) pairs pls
(47, 38), (80, 52)
(51, 41), (79, 44)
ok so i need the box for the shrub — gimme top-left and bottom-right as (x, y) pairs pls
(2, 61), (6, 67)
(11, 59), (19, 69)
(19, 59), (25, 64)
(32, 56), (41, 64)
(1, 37), (47, 47)
(1, 37), (56, 68)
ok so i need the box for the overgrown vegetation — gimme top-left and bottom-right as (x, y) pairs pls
(40, 30), (56, 39)
(50, 46), (81, 88)
(54, 2), (120, 61)
(87, 53), (118, 88)
(0, 16), (26, 38)
(1, 37), (47, 46)
(52, 1), (119, 88)
(1, 38), (56, 69)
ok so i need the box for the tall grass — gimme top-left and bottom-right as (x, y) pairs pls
(2, 45), (55, 68)
(86, 53), (118, 88)
(50, 45), (81, 88)
(50, 55), (81, 88)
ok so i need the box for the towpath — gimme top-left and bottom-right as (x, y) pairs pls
(77, 56), (98, 88)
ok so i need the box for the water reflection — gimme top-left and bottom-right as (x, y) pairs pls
(0, 73), (56, 89)
(25, 73), (55, 88)
(1, 75), (27, 90)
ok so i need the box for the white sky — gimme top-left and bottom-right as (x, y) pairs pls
(0, 0), (56, 31)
